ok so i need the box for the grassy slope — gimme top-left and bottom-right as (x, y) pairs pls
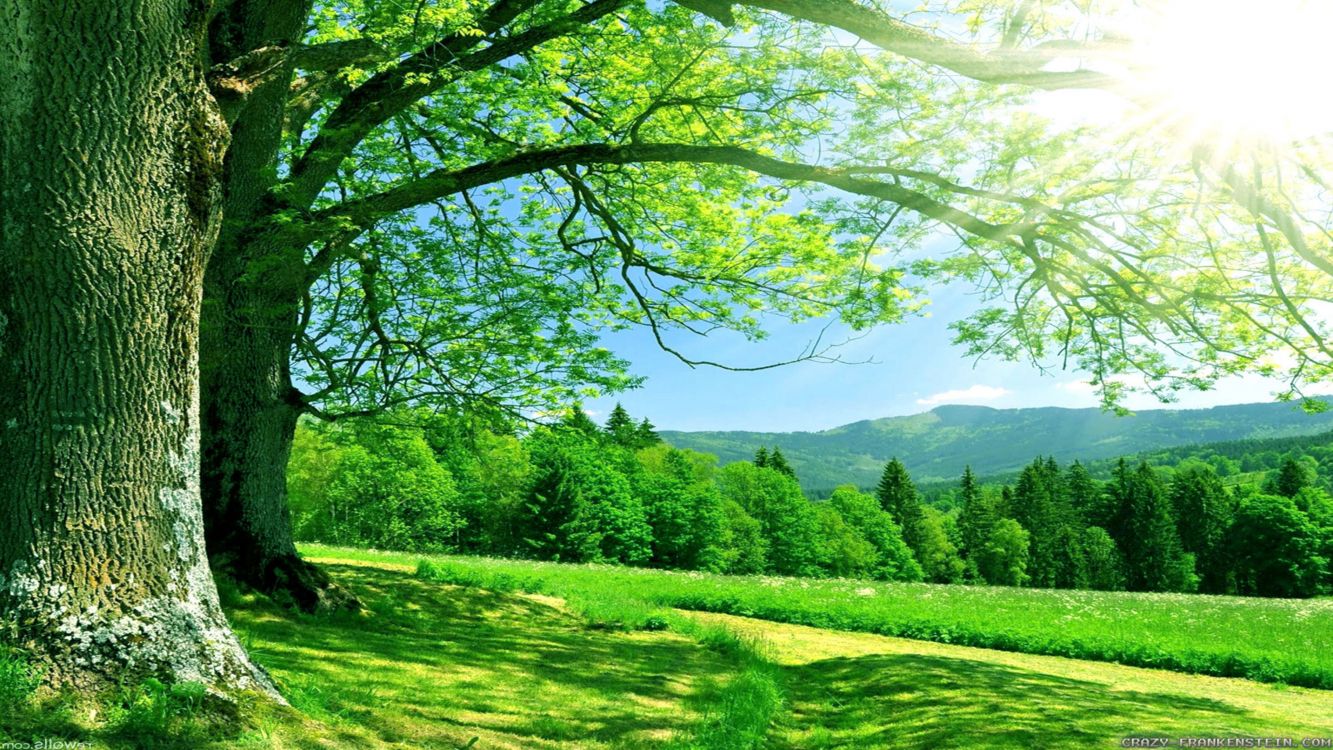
(301, 545), (1333, 688)
(2, 563), (748, 749)
(688, 612), (1333, 749)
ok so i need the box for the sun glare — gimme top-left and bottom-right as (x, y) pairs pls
(1131, 0), (1333, 147)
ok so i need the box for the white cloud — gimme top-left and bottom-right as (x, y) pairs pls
(916, 385), (1012, 407)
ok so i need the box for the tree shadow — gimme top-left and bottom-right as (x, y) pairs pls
(775, 652), (1262, 749)
(228, 563), (734, 749)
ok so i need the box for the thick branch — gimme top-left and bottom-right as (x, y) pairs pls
(287, 0), (631, 208)
(721, 0), (1118, 90)
(305, 142), (1020, 244)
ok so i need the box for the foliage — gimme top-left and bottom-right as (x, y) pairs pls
(288, 419), (464, 552)
(1227, 495), (1329, 598)
(978, 519), (1029, 587)
(827, 486), (923, 582)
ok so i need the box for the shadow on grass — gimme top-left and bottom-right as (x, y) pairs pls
(775, 653), (1255, 750)
(229, 563), (736, 749)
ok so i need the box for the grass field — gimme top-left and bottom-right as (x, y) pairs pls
(3, 550), (1330, 748)
(301, 544), (1333, 689)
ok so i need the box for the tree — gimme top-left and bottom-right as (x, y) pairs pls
(767, 448), (797, 480)
(287, 421), (464, 552)
(719, 462), (822, 577)
(916, 508), (966, 584)
(978, 520), (1030, 587)
(1227, 494), (1328, 598)
(875, 459), (928, 559)
(720, 501), (768, 575)
(0, 1), (274, 692)
(955, 467), (997, 579)
(517, 432), (652, 564)
(1065, 462), (1102, 527)
(639, 473), (728, 571)
(605, 403), (636, 442)
(813, 505), (878, 578)
(635, 418), (663, 449)
(1008, 459), (1069, 587)
(189, 0), (1333, 618)
(828, 486), (923, 582)
(560, 406), (604, 438)
(1080, 527), (1126, 591)
(754, 447), (770, 469)
(1271, 456), (1318, 498)
(1168, 463), (1235, 593)
(1115, 463), (1196, 593)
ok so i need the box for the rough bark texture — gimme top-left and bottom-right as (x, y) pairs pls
(200, 0), (355, 613)
(0, 0), (276, 693)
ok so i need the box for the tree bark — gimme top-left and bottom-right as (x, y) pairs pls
(200, 286), (355, 613)
(0, 0), (275, 693)
(199, 0), (355, 613)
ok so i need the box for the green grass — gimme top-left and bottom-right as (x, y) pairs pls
(693, 612), (1333, 749)
(303, 543), (1333, 689)
(6, 550), (1331, 748)
(2, 562), (768, 749)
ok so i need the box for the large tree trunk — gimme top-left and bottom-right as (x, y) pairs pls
(0, 0), (275, 693)
(199, 0), (355, 613)
(200, 295), (356, 613)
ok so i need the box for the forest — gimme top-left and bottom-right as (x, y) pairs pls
(288, 403), (1333, 599)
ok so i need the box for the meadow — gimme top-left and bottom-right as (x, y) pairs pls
(302, 544), (1333, 689)
(6, 551), (1330, 749)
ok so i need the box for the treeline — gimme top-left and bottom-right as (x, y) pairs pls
(928, 455), (1333, 597)
(288, 404), (924, 582)
(287, 405), (1333, 597)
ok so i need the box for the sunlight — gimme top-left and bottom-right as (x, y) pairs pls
(1130, 0), (1333, 147)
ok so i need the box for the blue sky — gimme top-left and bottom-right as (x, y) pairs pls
(584, 281), (1296, 433)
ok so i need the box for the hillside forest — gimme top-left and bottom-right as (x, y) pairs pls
(288, 403), (1333, 599)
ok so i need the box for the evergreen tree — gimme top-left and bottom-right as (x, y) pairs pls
(767, 447), (797, 480)
(1009, 458), (1074, 588)
(1119, 463), (1196, 592)
(955, 466), (998, 577)
(1065, 461), (1102, 526)
(1169, 463), (1235, 593)
(634, 417), (663, 449)
(1273, 456), (1317, 498)
(560, 405), (602, 438)
(876, 458), (928, 559)
(604, 403), (637, 446)
(754, 447), (770, 469)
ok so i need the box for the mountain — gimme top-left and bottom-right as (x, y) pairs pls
(661, 401), (1333, 491)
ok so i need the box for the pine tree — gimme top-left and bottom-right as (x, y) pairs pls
(1120, 463), (1196, 592)
(767, 448), (797, 480)
(1065, 461), (1101, 526)
(560, 405), (602, 438)
(1169, 463), (1235, 593)
(876, 459), (927, 559)
(754, 447), (770, 468)
(956, 466), (997, 573)
(1273, 456), (1317, 498)
(634, 417), (662, 449)
(604, 403), (637, 446)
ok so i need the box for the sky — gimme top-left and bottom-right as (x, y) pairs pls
(584, 280), (1309, 433)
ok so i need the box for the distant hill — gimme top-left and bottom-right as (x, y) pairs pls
(661, 401), (1333, 491)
